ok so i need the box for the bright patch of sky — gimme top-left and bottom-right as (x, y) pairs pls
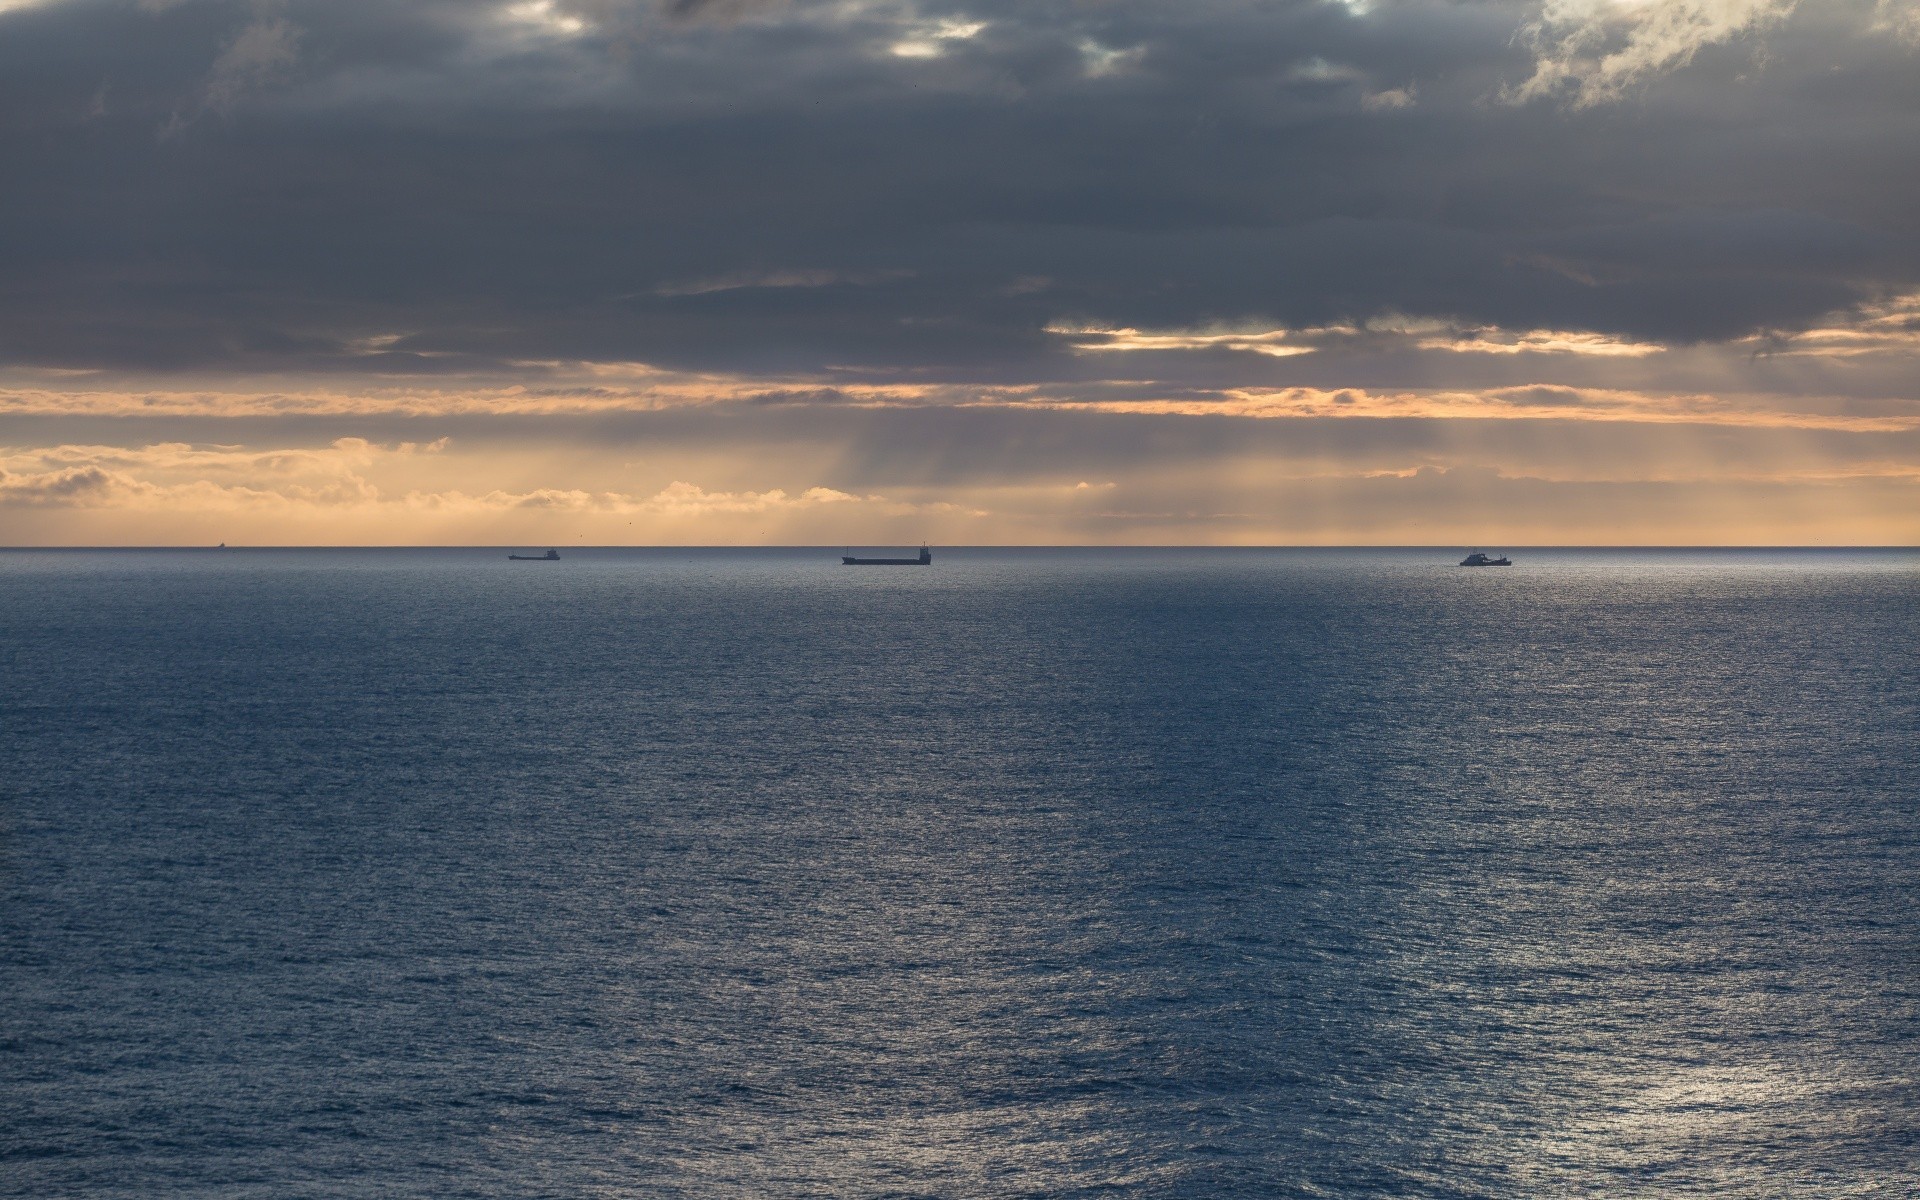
(890, 17), (986, 58)
(1051, 326), (1317, 357)
(1052, 320), (1667, 359)
(1423, 329), (1665, 357)
(1078, 40), (1144, 77)
(503, 0), (588, 39)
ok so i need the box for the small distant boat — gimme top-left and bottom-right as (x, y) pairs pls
(509, 549), (560, 561)
(1460, 551), (1511, 567)
(843, 546), (932, 565)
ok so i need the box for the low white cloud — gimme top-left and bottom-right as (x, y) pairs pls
(0, 442), (888, 523)
(0, 438), (408, 509)
(628, 479), (863, 515)
(0, 465), (131, 506)
(3, 415), (1915, 546)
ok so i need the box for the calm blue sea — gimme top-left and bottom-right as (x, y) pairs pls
(3, 548), (1917, 1198)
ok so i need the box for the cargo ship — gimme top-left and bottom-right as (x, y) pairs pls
(843, 546), (932, 565)
(509, 549), (561, 561)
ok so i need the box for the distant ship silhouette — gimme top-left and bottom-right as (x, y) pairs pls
(509, 549), (560, 561)
(843, 546), (932, 565)
(1459, 551), (1511, 567)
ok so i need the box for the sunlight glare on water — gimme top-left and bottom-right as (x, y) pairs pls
(3, 548), (1917, 1197)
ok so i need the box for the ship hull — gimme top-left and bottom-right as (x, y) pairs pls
(843, 547), (933, 565)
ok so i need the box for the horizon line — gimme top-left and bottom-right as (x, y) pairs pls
(4, 544), (1917, 553)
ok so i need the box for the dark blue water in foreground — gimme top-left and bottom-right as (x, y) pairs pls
(4, 548), (1918, 1198)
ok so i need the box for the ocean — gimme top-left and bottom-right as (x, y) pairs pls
(3, 547), (1917, 1197)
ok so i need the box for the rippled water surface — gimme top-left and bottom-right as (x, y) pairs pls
(4, 548), (1918, 1197)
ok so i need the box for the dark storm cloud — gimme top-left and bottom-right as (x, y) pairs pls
(1, 0), (1917, 377)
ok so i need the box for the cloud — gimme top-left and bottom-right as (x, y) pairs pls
(651, 268), (913, 297)
(503, 1), (590, 39)
(6, 278), (1920, 436)
(1360, 85), (1415, 111)
(0, 0), (1915, 545)
(0, 465), (129, 506)
(204, 12), (301, 113)
(3, 408), (1916, 544)
(1289, 56), (1367, 84)
(0, 440), (885, 519)
(890, 16), (987, 59)
(0, 0), (1912, 384)
(1506, 0), (1798, 107)
(452, 480), (871, 516)
(1077, 39), (1143, 77)
(658, 0), (785, 24)
(161, 7), (303, 136)
(631, 479), (863, 514)
(1052, 325), (1319, 359)
(1052, 318), (1669, 361)
(1873, 0), (1920, 42)
(1737, 291), (1920, 357)
(0, 438), (401, 508)
(1419, 328), (1664, 357)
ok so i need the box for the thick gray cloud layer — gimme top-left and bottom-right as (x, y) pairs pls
(2, 0), (1917, 378)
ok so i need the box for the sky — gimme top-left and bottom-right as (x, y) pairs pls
(1, 0), (1917, 545)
